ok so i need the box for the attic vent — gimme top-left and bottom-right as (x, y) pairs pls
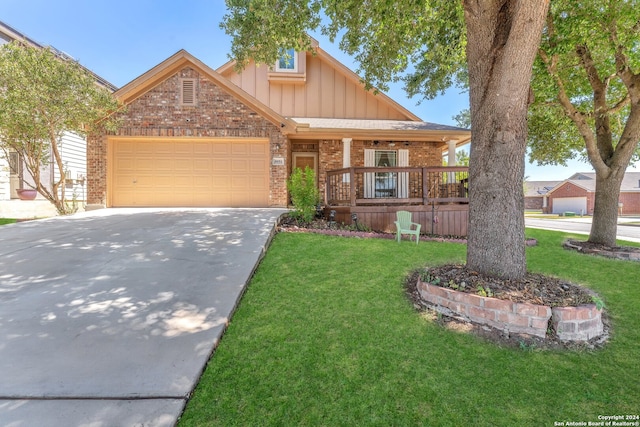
(180, 78), (196, 106)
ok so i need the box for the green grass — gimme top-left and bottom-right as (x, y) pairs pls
(179, 230), (640, 427)
(0, 218), (17, 226)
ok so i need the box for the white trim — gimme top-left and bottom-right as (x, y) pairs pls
(364, 149), (375, 198)
(275, 48), (298, 73)
(342, 138), (351, 183)
(398, 149), (409, 198)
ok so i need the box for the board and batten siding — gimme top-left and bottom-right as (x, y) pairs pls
(222, 53), (410, 121)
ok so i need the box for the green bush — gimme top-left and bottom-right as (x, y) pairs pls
(287, 166), (320, 223)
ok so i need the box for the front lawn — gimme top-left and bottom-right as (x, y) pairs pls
(0, 218), (16, 226)
(179, 229), (640, 426)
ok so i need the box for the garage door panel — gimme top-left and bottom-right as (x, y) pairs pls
(212, 144), (230, 155)
(193, 143), (213, 155)
(552, 197), (587, 214)
(111, 139), (269, 207)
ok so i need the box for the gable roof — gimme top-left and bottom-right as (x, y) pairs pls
(524, 181), (562, 197)
(0, 20), (117, 92)
(216, 43), (421, 122)
(548, 172), (640, 194)
(114, 49), (296, 132)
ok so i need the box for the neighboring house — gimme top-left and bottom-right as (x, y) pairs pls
(524, 181), (561, 211)
(546, 172), (640, 215)
(0, 20), (116, 206)
(87, 42), (471, 234)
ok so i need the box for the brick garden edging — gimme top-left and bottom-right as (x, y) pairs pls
(564, 240), (640, 261)
(552, 305), (604, 341)
(417, 280), (604, 342)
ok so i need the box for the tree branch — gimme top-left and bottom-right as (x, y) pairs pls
(538, 46), (606, 173)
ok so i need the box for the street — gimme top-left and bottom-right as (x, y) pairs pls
(525, 216), (640, 243)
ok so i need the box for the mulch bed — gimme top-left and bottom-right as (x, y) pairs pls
(414, 264), (595, 308)
(565, 239), (640, 261)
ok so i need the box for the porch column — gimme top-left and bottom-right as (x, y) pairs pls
(447, 140), (458, 166)
(447, 139), (458, 184)
(342, 138), (351, 183)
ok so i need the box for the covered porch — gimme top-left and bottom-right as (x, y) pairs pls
(324, 166), (469, 236)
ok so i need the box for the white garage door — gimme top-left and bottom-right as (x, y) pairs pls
(552, 197), (587, 214)
(110, 138), (270, 207)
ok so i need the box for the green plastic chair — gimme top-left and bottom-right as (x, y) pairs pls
(394, 210), (421, 244)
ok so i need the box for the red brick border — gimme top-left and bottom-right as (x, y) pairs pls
(552, 305), (604, 341)
(417, 279), (604, 342)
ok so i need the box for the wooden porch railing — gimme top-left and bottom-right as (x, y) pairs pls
(325, 166), (469, 206)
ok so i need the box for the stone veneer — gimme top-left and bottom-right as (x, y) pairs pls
(417, 280), (604, 342)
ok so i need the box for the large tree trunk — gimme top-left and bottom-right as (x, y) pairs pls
(589, 170), (625, 247)
(464, 1), (549, 279)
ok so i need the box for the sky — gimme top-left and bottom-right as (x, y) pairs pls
(3, 0), (634, 181)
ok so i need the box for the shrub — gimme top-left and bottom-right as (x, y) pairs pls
(287, 166), (320, 223)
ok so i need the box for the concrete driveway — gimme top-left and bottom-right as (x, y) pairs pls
(0, 208), (286, 426)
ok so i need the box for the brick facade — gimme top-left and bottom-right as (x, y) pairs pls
(547, 182), (593, 214)
(87, 67), (289, 207)
(619, 192), (640, 215)
(317, 139), (442, 195)
(547, 181), (640, 215)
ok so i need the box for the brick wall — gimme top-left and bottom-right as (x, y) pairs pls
(317, 139), (442, 195)
(548, 182), (594, 214)
(87, 67), (288, 207)
(547, 182), (640, 215)
(619, 192), (640, 215)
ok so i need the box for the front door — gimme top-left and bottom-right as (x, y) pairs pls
(292, 152), (318, 183)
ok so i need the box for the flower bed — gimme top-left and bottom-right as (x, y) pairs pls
(417, 279), (604, 342)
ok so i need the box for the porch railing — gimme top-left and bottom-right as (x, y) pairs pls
(325, 166), (469, 206)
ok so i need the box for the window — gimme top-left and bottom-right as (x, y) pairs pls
(180, 78), (196, 106)
(364, 149), (409, 198)
(275, 48), (298, 72)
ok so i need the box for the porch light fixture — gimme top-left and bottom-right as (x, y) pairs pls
(273, 143), (281, 151)
(373, 140), (380, 146)
(329, 210), (336, 227)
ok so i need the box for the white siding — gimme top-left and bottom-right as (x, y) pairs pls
(0, 156), (10, 200)
(54, 131), (87, 202)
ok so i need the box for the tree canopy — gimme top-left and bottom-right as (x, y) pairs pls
(0, 41), (121, 214)
(530, 0), (640, 168)
(223, 0), (467, 98)
(529, 0), (640, 245)
(222, 0), (549, 279)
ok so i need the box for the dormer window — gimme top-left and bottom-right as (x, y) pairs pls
(275, 48), (298, 73)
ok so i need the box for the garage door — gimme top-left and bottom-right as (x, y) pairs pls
(552, 197), (587, 214)
(110, 138), (269, 207)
